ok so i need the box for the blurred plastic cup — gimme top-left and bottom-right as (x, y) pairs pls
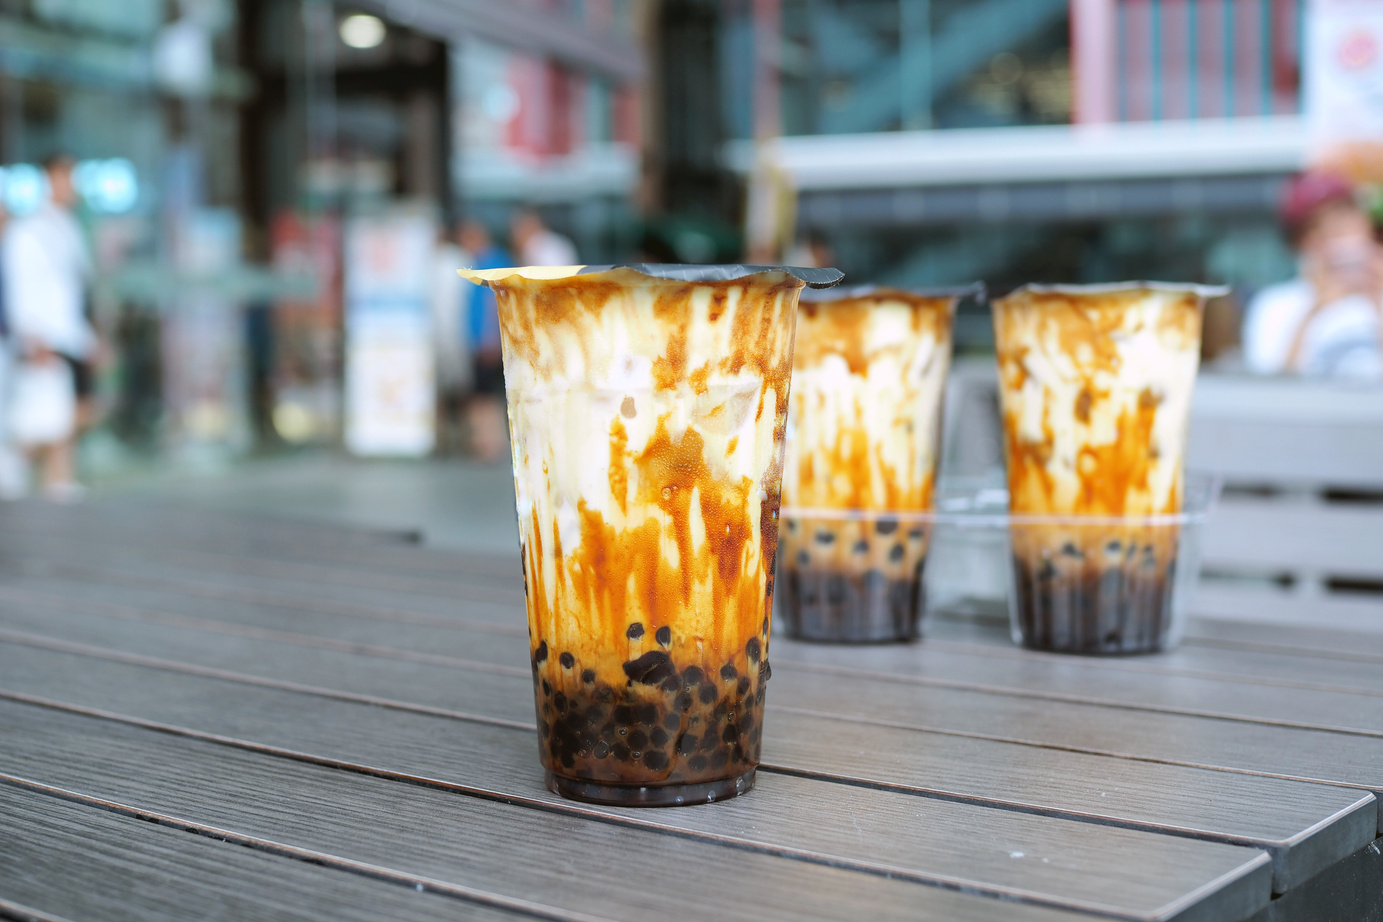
(991, 282), (1226, 654)
(460, 263), (840, 805)
(778, 285), (976, 642)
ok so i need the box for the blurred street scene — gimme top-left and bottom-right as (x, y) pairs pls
(0, 0), (1377, 529)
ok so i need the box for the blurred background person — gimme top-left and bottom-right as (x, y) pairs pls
(0, 200), (23, 500)
(511, 208), (577, 267)
(1242, 173), (1383, 381)
(2, 153), (98, 499)
(460, 220), (510, 462)
(431, 223), (473, 456)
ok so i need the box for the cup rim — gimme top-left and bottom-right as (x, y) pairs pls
(996, 281), (1231, 301)
(459, 264), (845, 289)
(799, 281), (985, 303)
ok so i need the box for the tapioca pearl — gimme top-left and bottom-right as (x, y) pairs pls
(592, 741), (610, 759)
(677, 733), (697, 755)
(888, 543), (905, 562)
(758, 660), (771, 683)
(738, 712), (755, 735)
(629, 729), (649, 750)
(584, 706), (605, 727)
(593, 686), (613, 704)
(1105, 539), (1122, 559)
(755, 687), (766, 705)
(710, 750), (729, 770)
(815, 530), (835, 544)
(660, 674), (682, 693)
(720, 663), (737, 681)
(876, 520), (898, 536)
(786, 519), (798, 533)
(722, 723), (740, 743)
(612, 743), (632, 761)
(689, 754), (709, 771)
(613, 704), (634, 724)
(538, 719), (550, 738)
(541, 679), (553, 696)
(662, 711), (682, 731)
(650, 727), (670, 747)
(698, 683), (717, 704)
(581, 669), (596, 684)
(1060, 542), (1083, 559)
(737, 675), (751, 695)
(1037, 559), (1058, 581)
(623, 650), (676, 685)
(559, 651), (575, 669)
(745, 637), (761, 662)
(626, 622), (645, 640)
(796, 549), (810, 566)
(853, 539), (869, 554)
(680, 665), (705, 687)
(643, 750), (669, 770)
(553, 692), (568, 712)
(559, 751), (575, 768)
(635, 703), (659, 725)
(533, 641), (548, 665)
(699, 728), (720, 751)
(761, 616), (769, 636)
(655, 626), (672, 647)
(675, 691), (695, 712)
(907, 527), (923, 540)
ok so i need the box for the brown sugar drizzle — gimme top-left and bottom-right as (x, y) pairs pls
(493, 269), (800, 688)
(993, 286), (1203, 520)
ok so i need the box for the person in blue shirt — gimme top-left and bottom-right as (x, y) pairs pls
(459, 220), (511, 461)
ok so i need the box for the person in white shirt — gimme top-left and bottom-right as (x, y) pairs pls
(2, 154), (97, 498)
(511, 207), (578, 267)
(1242, 173), (1383, 381)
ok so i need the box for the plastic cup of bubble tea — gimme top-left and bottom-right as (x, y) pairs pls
(778, 284), (979, 642)
(991, 282), (1226, 654)
(460, 263), (842, 806)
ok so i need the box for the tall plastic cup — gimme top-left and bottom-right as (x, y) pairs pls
(991, 283), (1224, 654)
(460, 264), (841, 806)
(778, 286), (974, 642)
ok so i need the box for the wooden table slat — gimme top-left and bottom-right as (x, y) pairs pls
(0, 631), (1371, 896)
(0, 700), (1184, 922)
(0, 783), (536, 922)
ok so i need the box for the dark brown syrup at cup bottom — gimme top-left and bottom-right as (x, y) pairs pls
(1011, 544), (1177, 655)
(778, 562), (926, 642)
(532, 629), (770, 805)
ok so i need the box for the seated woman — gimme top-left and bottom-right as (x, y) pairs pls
(1242, 173), (1383, 381)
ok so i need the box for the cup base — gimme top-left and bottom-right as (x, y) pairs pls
(545, 768), (756, 807)
(779, 566), (923, 643)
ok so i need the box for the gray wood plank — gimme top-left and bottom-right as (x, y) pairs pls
(0, 501), (520, 583)
(0, 630), (1369, 895)
(1203, 500), (1383, 580)
(0, 699), (1217, 922)
(8, 545), (1383, 738)
(0, 784), (537, 922)
(1186, 617), (1383, 662)
(920, 614), (1383, 696)
(6, 576), (1380, 797)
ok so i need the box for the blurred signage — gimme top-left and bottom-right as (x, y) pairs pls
(343, 209), (437, 457)
(1307, 0), (1383, 180)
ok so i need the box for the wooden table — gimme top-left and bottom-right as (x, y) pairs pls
(1, 501), (1380, 922)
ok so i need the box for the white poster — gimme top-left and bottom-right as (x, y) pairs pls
(1307, 0), (1383, 179)
(344, 208), (437, 457)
